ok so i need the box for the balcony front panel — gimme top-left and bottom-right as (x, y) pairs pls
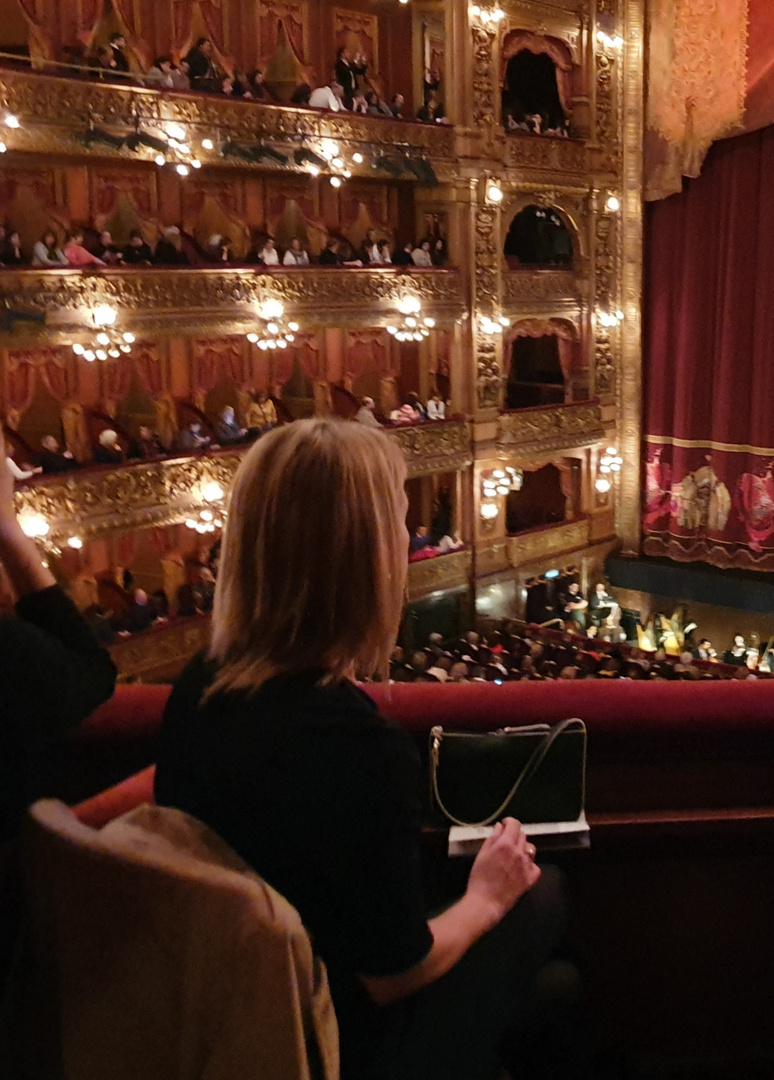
(0, 72), (456, 179)
(498, 400), (605, 459)
(0, 268), (466, 341)
(14, 420), (471, 543)
(407, 549), (471, 601)
(506, 517), (592, 568)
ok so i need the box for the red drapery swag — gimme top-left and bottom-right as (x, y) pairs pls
(508, 318), (579, 386)
(501, 31), (574, 118)
(643, 123), (774, 570)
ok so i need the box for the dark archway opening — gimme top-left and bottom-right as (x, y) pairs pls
(506, 336), (565, 409)
(502, 50), (566, 134)
(504, 205), (574, 267)
(506, 464), (567, 534)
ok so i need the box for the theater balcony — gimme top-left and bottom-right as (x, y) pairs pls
(0, 70), (457, 182)
(12, 419), (472, 547)
(498, 400), (606, 458)
(0, 267), (466, 341)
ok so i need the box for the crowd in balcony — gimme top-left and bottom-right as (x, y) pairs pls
(391, 620), (774, 684)
(51, 34), (448, 126)
(0, 222), (449, 271)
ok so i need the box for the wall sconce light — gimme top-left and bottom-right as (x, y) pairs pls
(0, 112), (19, 153)
(597, 308), (624, 329)
(470, 4), (506, 27)
(596, 446), (622, 493)
(480, 313), (511, 335)
(486, 180), (504, 204)
(605, 193), (621, 212)
(596, 30), (624, 49)
(480, 466), (522, 520)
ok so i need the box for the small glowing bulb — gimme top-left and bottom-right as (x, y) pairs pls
(308, 165), (320, 176)
(606, 194), (621, 212)
(96, 332), (110, 346)
(167, 123), (186, 142)
(176, 163), (189, 177)
(247, 333), (258, 343)
(487, 183), (503, 203)
(267, 322), (279, 334)
(93, 304), (117, 327)
(330, 176), (342, 188)
(95, 349), (108, 361)
(595, 477), (612, 493)
(155, 154), (166, 167)
(423, 317), (435, 328)
(5, 114), (20, 129)
(84, 350), (96, 362)
(122, 332), (135, 344)
(120, 344), (131, 354)
(72, 343), (85, 355)
(258, 340), (268, 350)
(200, 509), (214, 522)
(109, 348), (120, 358)
(202, 482), (224, 503)
(261, 299), (284, 319)
(353, 152), (364, 163)
(202, 138), (214, 150)
(331, 157), (344, 168)
(67, 536), (83, 550)
(288, 321), (299, 332)
(0, 142), (7, 154)
(191, 158), (202, 169)
(185, 519), (197, 529)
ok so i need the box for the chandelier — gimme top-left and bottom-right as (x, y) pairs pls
(153, 122), (203, 176)
(186, 480), (227, 535)
(480, 312), (511, 335)
(71, 305), (135, 362)
(246, 299), (299, 351)
(386, 296), (435, 342)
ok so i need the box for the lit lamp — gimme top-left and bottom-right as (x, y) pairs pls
(485, 180), (504, 205)
(71, 305), (135, 362)
(596, 446), (623, 494)
(387, 297), (436, 342)
(246, 300), (300, 351)
(470, 4), (506, 27)
(480, 313), (511, 335)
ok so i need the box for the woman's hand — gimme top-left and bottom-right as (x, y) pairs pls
(465, 817), (541, 929)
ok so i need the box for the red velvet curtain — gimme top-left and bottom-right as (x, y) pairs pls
(134, 347), (165, 396)
(643, 123), (774, 568)
(501, 31), (573, 117)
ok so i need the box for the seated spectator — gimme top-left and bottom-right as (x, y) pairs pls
(417, 90), (448, 124)
(358, 228), (380, 265)
(436, 534), (464, 554)
(351, 93), (369, 115)
(390, 402), (421, 424)
(149, 589), (170, 620)
(122, 229), (154, 266)
(246, 391), (277, 436)
(38, 435), (77, 473)
(93, 429), (124, 466)
(283, 238), (310, 266)
(206, 234), (232, 263)
(258, 237), (280, 266)
(308, 80), (346, 112)
(338, 239), (363, 267)
(193, 566), (216, 613)
(355, 396), (381, 428)
(91, 46), (123, 84)
(318, 237), (341, 266)
(93, 229), (124, 266)
(723, 634), (750, 667)
(406, 391), (427, 419)
(377, 239), (392, 264)
(426, 392), (446, 421)
(289, 83), (312, 106)
(32, 230), (68, 268)
(393, 241), (414, 267)
(144, 56), (175, 89)
(184, 37), (222, 92)
(170, 60), (190, 91)
(229, 71), (252, 98)
(410, 525), (431, 553)
(247, 69), (280, 103)
(154, 226), (189, 266)
(411, 239), (433, 267)
(109, 32), (130, 74)
(2, 231), (25, 268)
(365, 90), (391, 116)
(431, 237), (448, 266)
(123, 588), (156, 634)
(390, 93), (405, 118)
(176, 582), (199, 618)
(129, 425), (166, 460)
(174, 421), (210, 453)
(64, 231), (106, 269)
(214, 405), (247, 445)
(5, 448), (41, 481)
(561, 582), (588, 632)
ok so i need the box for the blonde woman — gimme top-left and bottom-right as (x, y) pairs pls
(154, 419), (565, 1080)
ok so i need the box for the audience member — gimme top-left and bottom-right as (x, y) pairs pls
(318, 237), (341, 266)
(409, 525), (430, 553)
(64, 231), (106, 268)
(5, 447), (41, 481)
(723, 634), (750, 666)
(390, 93), (405, 118)
(129, 425), (166, 460)
(589, 582), (620, 629)
(560, 582), (588, 631)
(169, 60), (190, 91)
(693, 637), (717, 661)
(365, 90), (391, 116)
(289, 83), (312, 106)
(283, 237), (310, 266)
(109, 32), (130, 74)
(93, 229), (124, 266)
(426, 393), (446, 421)
(2, 232), (25, 268)
(393, 241), (414, 267)
(334, 46), (367, 107)
(32, 231), (68, 268)
(193, 565), (216, 613)
(93, 429), (124, 465)
(38, 435), (77, 473)
(154, 226), (189, 266)
(153, 418), (559, 1080)
(246, 69), (280, 103)
(376, 239), (392, 264)
(390, 402), (420, 424)
(184, 37), (221, 92)
(123, 588), (156, 634)
(122, 229), (154, 266)
(406, 392), (427, 419)
(417, 90), (447, 123)
(246, 391), (277, 436)
(0, 432), (116, 850)
(174, 421), (211, 453)
(411, 238), (433, 267)
(92, 46), (123, 84)
(144, 55), (175, 89)
(214, 405), (247, 445)
(175, 582), (199, 618)
(206, 234), (232, 263)
(308, 80), (346, 111)
(431, 237), (448, 267)
(258, 237), (280, 266)
(355, 396), (381, 428)
(358, 228), (380, 265)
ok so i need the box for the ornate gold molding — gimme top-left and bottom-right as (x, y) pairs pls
(407, 548), (471, 601)
(13, 420), (472, 542)
(0, 71), (456, 175)
(503, 269), (585, 310)
(503, 135), (587, 176)
(0, 268), (466, 341)
(506, 516), (591, 567)
(110, 616), (212, 681)
(498, 400), (605, 457)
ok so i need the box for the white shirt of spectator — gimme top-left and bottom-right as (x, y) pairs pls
(427, 398), (446, 421)
(260, 245), (280, 266)
(309, 86), (345, 111)
(283, 248), (310, 266)
(412, 246), (433, 267)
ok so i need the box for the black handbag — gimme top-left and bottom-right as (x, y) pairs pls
(429, 719), (587, 828)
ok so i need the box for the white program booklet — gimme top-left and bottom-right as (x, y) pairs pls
(447, 813), (589, 857)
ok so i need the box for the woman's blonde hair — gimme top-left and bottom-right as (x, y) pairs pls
(207, 418), (407, 696)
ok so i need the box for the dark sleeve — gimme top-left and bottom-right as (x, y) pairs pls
(2, 586), (117, 751)
(338, 724), (434, 978)
(154, 652), (212, 806)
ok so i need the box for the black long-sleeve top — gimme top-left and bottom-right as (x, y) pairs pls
(1, 586), (117, 842)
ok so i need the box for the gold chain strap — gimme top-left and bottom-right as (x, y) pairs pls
(430, 719), (579, 829)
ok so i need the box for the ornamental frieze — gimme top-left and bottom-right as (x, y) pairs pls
(506, 517), (591, 568)
(498, 401), (605, 456)
(407, 549), (471, 601)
